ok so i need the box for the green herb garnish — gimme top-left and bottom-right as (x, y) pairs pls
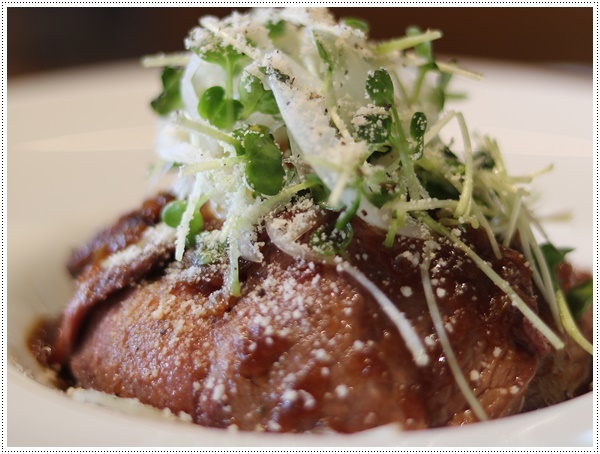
(194, 37), (249, 131)
(238, 72), (279, 118)
(196, 42), (248, 81)
(198, 86), (243, 130)
(406, 26), (440, 103)
(539, 243), (593, 320)
(151, 67), (184, 115)
(342, 17), (369, 33)
(147, 10), (590, 361)
(355, 111), (392, 144)
(366, 68), (395, 107)
(310, 223), (354, 256)
(540, 243), (573, 280)
(161, 200), (204, 244)
(234, 126), (285, 196)
(565, 278), (593, 319)
(409, 112), (427, 160)
(266, 19), (286, 39)
(366, 68), (424, 199)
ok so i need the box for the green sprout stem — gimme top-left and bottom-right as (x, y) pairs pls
(390, 71), (411, 108)
(141, 52), (191, 68)
(374, 30), (443, 54)
(556, 289), (593, 354)
(454, 112), (474, 218)
(176, 116), (240, 148)
(417, 212), (565, 351)
(436, 61), (482, 81)
(410, 67), (428, 105)
(384, 210), (400, 248)
(224, 59), (235, 98)
(522, 219), (561, 326)
(420, 251), (489, 422)
(389, 107), (422, 201)
(228, 237), (241, 297)
(335, 191), (361, 230)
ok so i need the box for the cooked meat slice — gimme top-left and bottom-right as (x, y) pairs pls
(51, 224), (176, 365)
(522, 281), (593, 411)
(522, 307), (592, 410)
(61, 202), (549, 432)
(67, 193), (174, 277)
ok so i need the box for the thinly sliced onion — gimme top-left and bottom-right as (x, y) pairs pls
(265, 217), (330, 263)
(339, 263), (429, 367)
(419, 253), (488, 421)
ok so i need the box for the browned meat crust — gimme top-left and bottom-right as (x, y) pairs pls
(46, 196), (589, 433)
(67, 193), (174, 277)
(522, 263), (593, 410)
(52, 194), (175, 365)
(522, 307), (592, 411)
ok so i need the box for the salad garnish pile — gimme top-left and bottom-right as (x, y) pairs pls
(143, 8), (592, 420)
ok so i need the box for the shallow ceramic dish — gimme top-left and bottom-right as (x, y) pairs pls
(6, 60), (593, 447)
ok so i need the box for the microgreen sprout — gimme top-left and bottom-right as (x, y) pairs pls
(366, 68), (425, 201)
(418, 212), (565, 350)
(196, 40), (248, 85)
(362, 170), (399, 208)
(334, 191), (361, 231)
(556, 290), (593, 354)
(407, 26), (434, 62)
(309, 223), (354, 256)
(537, 243), (593, 353)
(314, 33), (334, 92)
(305, 173), (331, 207)
(366, 68), (395, 107)
(409, 112), (427, 159)
(234, 126), (285, 196)
(405, 26), (441, 104)
(374, 28), (442, 54)
(266, 19), (286, 39)
(419, 249), (489, 421)
(431, 71), (454, 110)
(147, 10), (591, 363)
(539, 243), (573, 273)
(473, 150), (496, 170)
(342, 17), (370, 33)
(260, 65), (291, 84)
(198, 85), (243, 130)
(194, 235), (227, 266)
(151, 67), (184, 115)
(384, 210), (401, 248)
(193, 37), (250, 131)
(161, 200), (204, 244)
(175, 116), (242, 152)
(354, 109), (392, 144)
(238, 72), (279, 119)
(178, 117), (285, 196)
(565, 278), (593, 319)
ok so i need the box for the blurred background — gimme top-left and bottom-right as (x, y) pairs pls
(7, 6), (593, 77)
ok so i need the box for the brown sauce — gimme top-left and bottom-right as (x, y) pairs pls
(27, 317), (75, 390)
(25, 195), (593, 432)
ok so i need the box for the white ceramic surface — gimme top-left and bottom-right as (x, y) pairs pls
(6, 59), (594, 447)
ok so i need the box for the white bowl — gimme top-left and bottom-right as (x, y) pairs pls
(6, 60), (593, 447)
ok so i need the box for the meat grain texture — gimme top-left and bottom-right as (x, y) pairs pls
(49, 195), (592, 433)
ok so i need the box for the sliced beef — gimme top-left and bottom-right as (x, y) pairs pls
(51, 224), (176, 365)
(67, 193), (174, 277)
(522, 306), (592, 411)
(522, 262), (593, 411)
(51, 197), (564, 433)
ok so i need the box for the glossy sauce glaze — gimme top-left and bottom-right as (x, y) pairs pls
(31, 195), (592, 433)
